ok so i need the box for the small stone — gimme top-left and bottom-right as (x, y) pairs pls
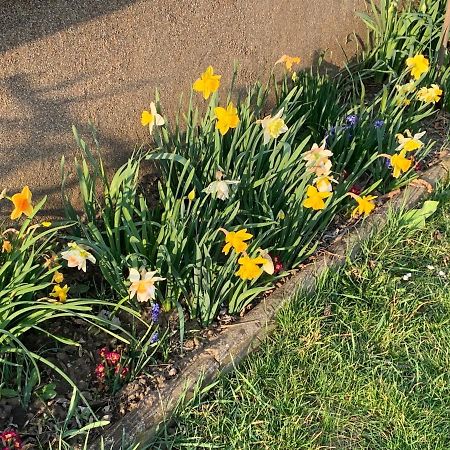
(168, 368), (177, 377)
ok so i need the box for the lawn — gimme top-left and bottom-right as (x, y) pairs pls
(147, 188), (450, 450)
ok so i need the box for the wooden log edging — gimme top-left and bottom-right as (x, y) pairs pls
(95, 155), (450, 450)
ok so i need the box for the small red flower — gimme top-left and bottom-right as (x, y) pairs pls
(120, 367), (130, 379)
(106, 351), (121, 366)
(273, 256), (284, 274)
(95, 363), (106, 381)
(349, 185), (362, 195)
(414, 161), (424, 172)
(98, 347), (108, 358)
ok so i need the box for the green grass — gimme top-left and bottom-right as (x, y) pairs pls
(145, 188), (450, 450)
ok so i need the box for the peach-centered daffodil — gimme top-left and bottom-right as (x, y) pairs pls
(214, 102), (240, 135)
(220, 228), (253, 255)
(314, 175), (336, 193)
(349, 194), (377, 218)
(276, 54), (301, 71)
(2, 240), (12, 253)
(10, 186), (33, 220)
(61, 242), (96, 272)
(406, 54), (429, 80)
(257, 108), (288, 144)
(390, 150), (412, 178)
(203, 171), (239, 201)
(235, 254), (267, 280)
(303, 185), (332, 211)
(141, 102), (165, 134)
(50, 284), (69, 303)
(303, 143), (333, 167)
(193, 66), (221, 100)
(395, 129), (426, 152)
(128, 267), (165, 303)
(417, 84), (442, 104)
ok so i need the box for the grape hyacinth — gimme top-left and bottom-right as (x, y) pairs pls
(374, 119), (384, 129)
(151, 303), (161, 323)
(150, 331), (159, 344)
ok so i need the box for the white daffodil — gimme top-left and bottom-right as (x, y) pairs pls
(257, 249), (274, 275)
(257, 108), (289, 144)
(61, 242), (96, 272)
(203, 171), (239, 201)
(395, 129), (426, 152)
(141, 101), (165, 135)
(128, 267), (165, 303)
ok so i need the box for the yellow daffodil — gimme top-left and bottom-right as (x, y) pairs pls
(50, 284), (69, 303)
(2, 240), (12, 253)
(10, 186), (33, 220)
(276, 54), (301, 71)
(350, 194), (377, 218)
(417, 84), (442, 104)
(235, 254), (267, 280)
(41, 221), (52, 227)
(52, 271), (64, 284)
(188, 189), (196, 201)
(203, 171), (239, 201)
(395, 129), (426, 152)
(141, 101), (165, 134)
(220, 228), (253, 255)
(314, 175), (336, 193)
(128, 267), (165, 303)
(390, 150), (412, 178)
(303, 185), (332, 211)
(214, 102), (240, 135)
(257, 108), (288, 144)
(193, 66), (221, 100)
(257, 249), (274, 275)
(406, 54), (429, 80)
(61, 242), (96, 272)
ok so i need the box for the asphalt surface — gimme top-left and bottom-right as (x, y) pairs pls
(0, 0), (366, 216)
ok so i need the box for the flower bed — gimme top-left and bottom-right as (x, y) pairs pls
(0, 0), (449, 448)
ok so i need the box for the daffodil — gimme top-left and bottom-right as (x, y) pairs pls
(50, 284), (69, 303)
(2, 240), (12, 253)
(314, 175), (336, 193)
(235, 254), (267, 280)
(303, 185), (332, 211)
(219, 228), (250, 254)
(276, 54), (301, 71)
(193, 66), (221, 100)
(395, 129), (426, 152)
(396, 81), (416, 96)
(214, 102), (240, 135)
(61, 242), (96, 272)
(141, 102), (165, 134)
(203, 171), (239, 201)
(257, 249), (274, 275)
(128, 267), (165, 303)
(390, 150), (412, 178)
(220, 228), (253, 255)
(187, 189), (196, 201)
(303, 143), (333, 165)
(406, 54), (429, 80)
(350, 194), (377, 218)
(10, 186), (33, 220)
(257, 108), (288, 144)
(41, 221), (52, 227)
(417, 84), (442, 104)
(52, 271), (64, 284)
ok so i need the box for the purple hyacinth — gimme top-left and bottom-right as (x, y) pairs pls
(384, 157), (392, 168)
(150, 332), (159, 344)
(345, 114), (358, 127)
(374, 119), (384, 129)
(151, 303), (161, 323)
